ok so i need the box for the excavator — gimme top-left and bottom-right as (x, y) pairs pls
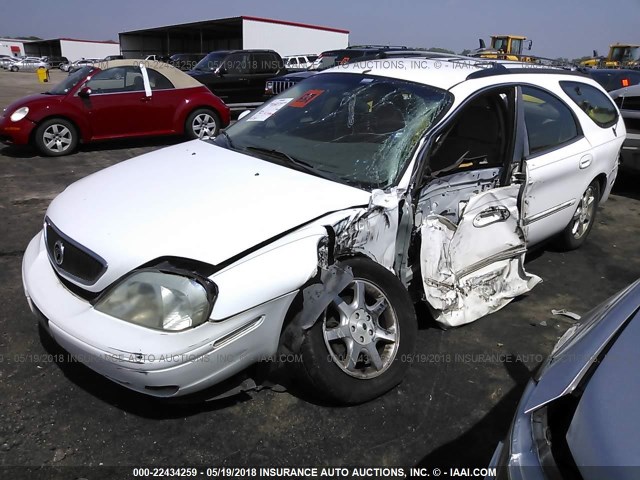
(580, 44), (640, 69)
(470, 35), (536, 62)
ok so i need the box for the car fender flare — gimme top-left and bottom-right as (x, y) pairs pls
(29, 114), (88, 143)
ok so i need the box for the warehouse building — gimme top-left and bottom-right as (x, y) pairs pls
(24, 38), (120, 61)
(0, 38), (28, 57)
(119, 16), (349, 58)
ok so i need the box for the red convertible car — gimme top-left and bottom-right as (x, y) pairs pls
(0, 59), (230, 156)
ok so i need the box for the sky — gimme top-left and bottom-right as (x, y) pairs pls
(1, 0), (639, 60)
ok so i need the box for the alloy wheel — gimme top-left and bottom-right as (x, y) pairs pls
(42, 124), (73, 153)
(571, 185), (596, 239)
(322, 279), (399, 379)
(192, 113), (217, 139)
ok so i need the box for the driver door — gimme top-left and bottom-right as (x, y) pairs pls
(416, 87), (540, 327)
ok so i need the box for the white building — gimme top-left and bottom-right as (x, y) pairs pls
(25, 38), (120, 61)
(119, 16), (349, 58)
(0, 38), (27, 57)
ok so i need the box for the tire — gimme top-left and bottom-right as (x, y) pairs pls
(298, 258), (417, 404)
(556, 179), (600, 250)
(10, 65), (18, 72)
(185, 109), (220, 140)
(34, 118), (78, 157)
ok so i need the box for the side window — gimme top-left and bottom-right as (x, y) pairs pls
(147, 68), (174, 90)
(560, 81), (618, 128)
(223, 53), (250, 75)
(522, 86), (579, 155)
(252, 53), (280, 74)
(86, 67), (129, 94)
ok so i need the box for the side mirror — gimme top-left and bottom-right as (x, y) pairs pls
(78, 87), (92, 98)
(479, 39), (486, 49)
(238, 109), (251, 120)
(215, 66), (226, 76)
(527, 40), (533, 51)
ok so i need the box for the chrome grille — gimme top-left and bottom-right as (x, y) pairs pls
(44, 217), (107, 286)
(272, 80), (295, 95)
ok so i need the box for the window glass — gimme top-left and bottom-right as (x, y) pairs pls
(253, 53), (280, 74)
(522, 86), (579, 154)
(147, 68), (174, 90)
(224, 53), (250, 75)
(218, 72), (452, 189)
(511, 39), (522, 55)
(86, 66), (144, 93)
(560, 81), (618, 128)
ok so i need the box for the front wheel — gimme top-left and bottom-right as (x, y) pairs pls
(556, 179), (600, 250)
(10, 65), (18, 72)
(298, 258), (417, 404)
(185, 109), (220, 140)
(34, 118), (78, 157)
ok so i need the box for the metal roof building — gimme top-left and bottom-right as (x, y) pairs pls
(119, 16), (349, 58)
(24, 38), (120, 61)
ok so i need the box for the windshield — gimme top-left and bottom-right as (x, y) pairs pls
(48, 66), (94, 95)
(611, 46), (640, 62)
(193, 52), (228, 72)
(216, 73), (452, 189)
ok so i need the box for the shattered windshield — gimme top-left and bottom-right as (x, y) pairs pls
(217, 73), (452, 189)
(48, 67), (94, 95)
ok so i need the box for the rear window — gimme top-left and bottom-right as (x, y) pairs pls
(560, 81), (618, 128)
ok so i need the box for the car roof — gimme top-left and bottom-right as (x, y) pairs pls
(320, 55), (588, 91)
(92, 59), (204, 89)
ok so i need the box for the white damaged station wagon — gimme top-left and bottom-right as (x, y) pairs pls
(23, 56), (625, 404)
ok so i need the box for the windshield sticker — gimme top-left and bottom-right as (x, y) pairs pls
(247, 98), (293, 122)
(290, 89), (325, 108)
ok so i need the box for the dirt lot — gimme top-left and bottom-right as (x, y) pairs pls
(0, 68), (639, 479)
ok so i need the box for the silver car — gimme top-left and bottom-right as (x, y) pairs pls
(8, 57), (49, 72)
(489, 279), (640, 479)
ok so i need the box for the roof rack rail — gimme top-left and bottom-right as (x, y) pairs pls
(466, 62), (586, 80)
(347, 45), (409, 50)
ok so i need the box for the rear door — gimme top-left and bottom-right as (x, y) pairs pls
(519, 85), (591, 245)
(417, 87), (540, 327)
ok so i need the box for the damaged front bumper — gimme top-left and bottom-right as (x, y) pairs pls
(22, 232), (295, 397)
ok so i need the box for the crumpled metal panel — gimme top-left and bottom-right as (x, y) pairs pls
(420, 185), (541, 327)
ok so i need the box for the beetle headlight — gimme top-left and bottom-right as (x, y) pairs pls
(10, 106), (29, 122)
(95, 270), (217, 331)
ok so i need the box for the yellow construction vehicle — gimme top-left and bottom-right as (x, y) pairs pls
(471, 35), (535, 62)
(581, 44), (640, 69)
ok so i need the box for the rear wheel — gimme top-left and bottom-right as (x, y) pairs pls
(185, 109), (220, 139)
(556, 179), (600, 250)
(298, 258), (417, 404)
(34, 118), (78, 157)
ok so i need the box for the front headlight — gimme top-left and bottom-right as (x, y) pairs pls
(265, 81), (274, 94)
(95, 270), (216, 331)
(10, 106), (29, 122)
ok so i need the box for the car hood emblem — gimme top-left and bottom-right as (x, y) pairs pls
(53, 240), (65, 265)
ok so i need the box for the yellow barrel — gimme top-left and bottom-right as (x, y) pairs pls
(36, 67), (50, 83)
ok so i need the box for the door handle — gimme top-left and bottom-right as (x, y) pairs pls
(473, 206), (511, 228)
(140, 96), (151, 102)
(579, 155), (592, 169)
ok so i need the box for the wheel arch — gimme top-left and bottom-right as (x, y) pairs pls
(30, 114), (86, 145)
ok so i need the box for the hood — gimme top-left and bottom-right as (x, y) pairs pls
(46, 140), (370, 291)
(566, 309), (640, 473)
(271, 71), (318, 82)
(3, 93), (61, 117)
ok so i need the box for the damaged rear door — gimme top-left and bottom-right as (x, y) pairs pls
(415, 86), (540, 327)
